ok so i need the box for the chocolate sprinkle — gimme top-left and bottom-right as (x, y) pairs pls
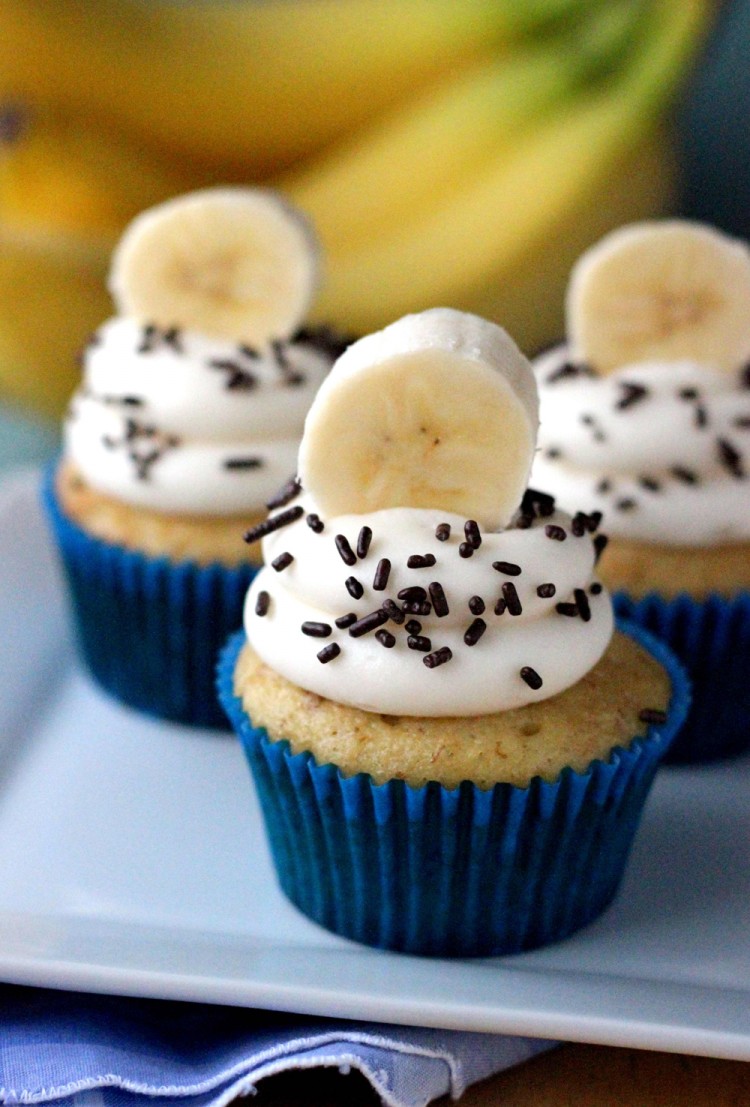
(521, 488), (556, 519)
(616, 497), (637, 511)
(571, 513), (586, 537)
(464, 618), (486, 646)
(502, 581), (523, 616)
(208, 358), (257, 391)
(382, 599), (405, 625)
(464, 520), (481, 549)
(345, 576), (364, 599)
(639, 476), (661, 492)
(590, 582), (603, 595)
(555, 602), (579, 617)
(435, 523), (451, 541)
(335, 534), (357, 565)
(546, 448), (562, 459)
(255, 591), (270, 616)
(402, 601), (431, 616)
(469, 595), (485, 615)
(138, 324), (182, 355)
(244, 504), (304, 543)
(520, 666), (543, 690)
(357, 526), (373, 559)
(317, 643), (341, 664)
(458, 542), (474, 558)
(544, 524), (567, 541)
(546, 360), (596, 384)
(593, 534), (609, 561)
(349, 609), (389, 638)
(271, 551), (294, 572)
(695, 405), (709, 429)
(639, 708), (667, 725)
(306, 513), (324, 533)
(398, 586), (427, 604)
(718, 437), (745, 478)
(407, 635), (432, 652)
(596, 479), (612, 495)
(494, 597), (507, 616)
(407, 553), (436, 569)
(405, 619), (422, 635)
(375, 629), (396, 649)
(224, 456), (263, 470)
(335, 612), (357, 629)
(373, 559), (391, 591)
(266, 476), (301, 510)
(616, 382), (649, 410)
(537, 583), (556, 598)
(492, 561), (522, 576)
(671, 466), (698, 485)
(574, 588), (591, 622)
(424, 647), (453, 669)
(429, 581), (449, 617)
(734, 415), (750, 429)
(301, 621), (332, 638)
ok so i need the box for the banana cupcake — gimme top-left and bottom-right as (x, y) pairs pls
(218, 308), (688, 956)
(44, 187), (348, 727)
(531, 220), (750, 762)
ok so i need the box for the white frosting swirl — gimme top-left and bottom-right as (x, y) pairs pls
(244, 492), (613, 716)
(531, 348), (750, 545)
(64, 317), (337, 514)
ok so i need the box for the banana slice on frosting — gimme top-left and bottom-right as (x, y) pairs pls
(298, 307), (539, 530)
(567, 220), (750, 374)
(109, 187), (320, 345)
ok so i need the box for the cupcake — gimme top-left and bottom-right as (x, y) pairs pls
(531, 220), (750, 763)
(44, 187), (348, 728)
(218, 308), (688, 956)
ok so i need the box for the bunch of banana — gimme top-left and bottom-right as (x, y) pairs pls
(0, 0), (711, 420)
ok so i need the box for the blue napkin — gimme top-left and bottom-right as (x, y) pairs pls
(0, 987), (554, 1107)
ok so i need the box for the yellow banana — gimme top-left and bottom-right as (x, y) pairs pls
(0, 0), (572, 177)
(0, 103), (197, 241)
(469, 135), (677, 354)
(308, 0), (710, 337)
(281, 0), (646, 254)
(0, 104), (198, 416)
(0, 227), (109, 418)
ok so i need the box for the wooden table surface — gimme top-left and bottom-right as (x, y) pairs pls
(249, 1043), (750, 1106)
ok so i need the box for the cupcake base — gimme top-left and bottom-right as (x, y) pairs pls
(43, 461), (257, 729)
(217, 621), (689, 957)
(614, 590), (750, 764)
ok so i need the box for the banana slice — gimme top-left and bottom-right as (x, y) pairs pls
(108, 187), (320, 344)
(567, 220), (750, 374)
(298, 308), (538, 529)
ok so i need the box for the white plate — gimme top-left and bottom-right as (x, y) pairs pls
(1, 469), (749, 1060)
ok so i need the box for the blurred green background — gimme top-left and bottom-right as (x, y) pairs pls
(0, 0), (746, 470)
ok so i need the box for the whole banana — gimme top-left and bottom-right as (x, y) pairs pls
(305, 0), (710, 344)
(0, 0), (587, 177)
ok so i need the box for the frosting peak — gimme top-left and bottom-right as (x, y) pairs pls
(64, 318), (338, 514)
(531, 347), (750, 545)
(243, 486), (613, 716)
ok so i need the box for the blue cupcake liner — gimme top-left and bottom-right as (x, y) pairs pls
(614, 589), (750, 764)
(42, 461), (258, 729)
(217, 620), (689, 957)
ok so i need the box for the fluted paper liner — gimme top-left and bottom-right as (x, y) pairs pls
(218, 620), (689, 957)
(43, 461), (257, 728)
(614, 590), (750, 764)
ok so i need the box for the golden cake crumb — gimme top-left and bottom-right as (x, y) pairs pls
(234, 630), (671, 789)
(599, 536), (750, 599)
(57, 460), (263, 567)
